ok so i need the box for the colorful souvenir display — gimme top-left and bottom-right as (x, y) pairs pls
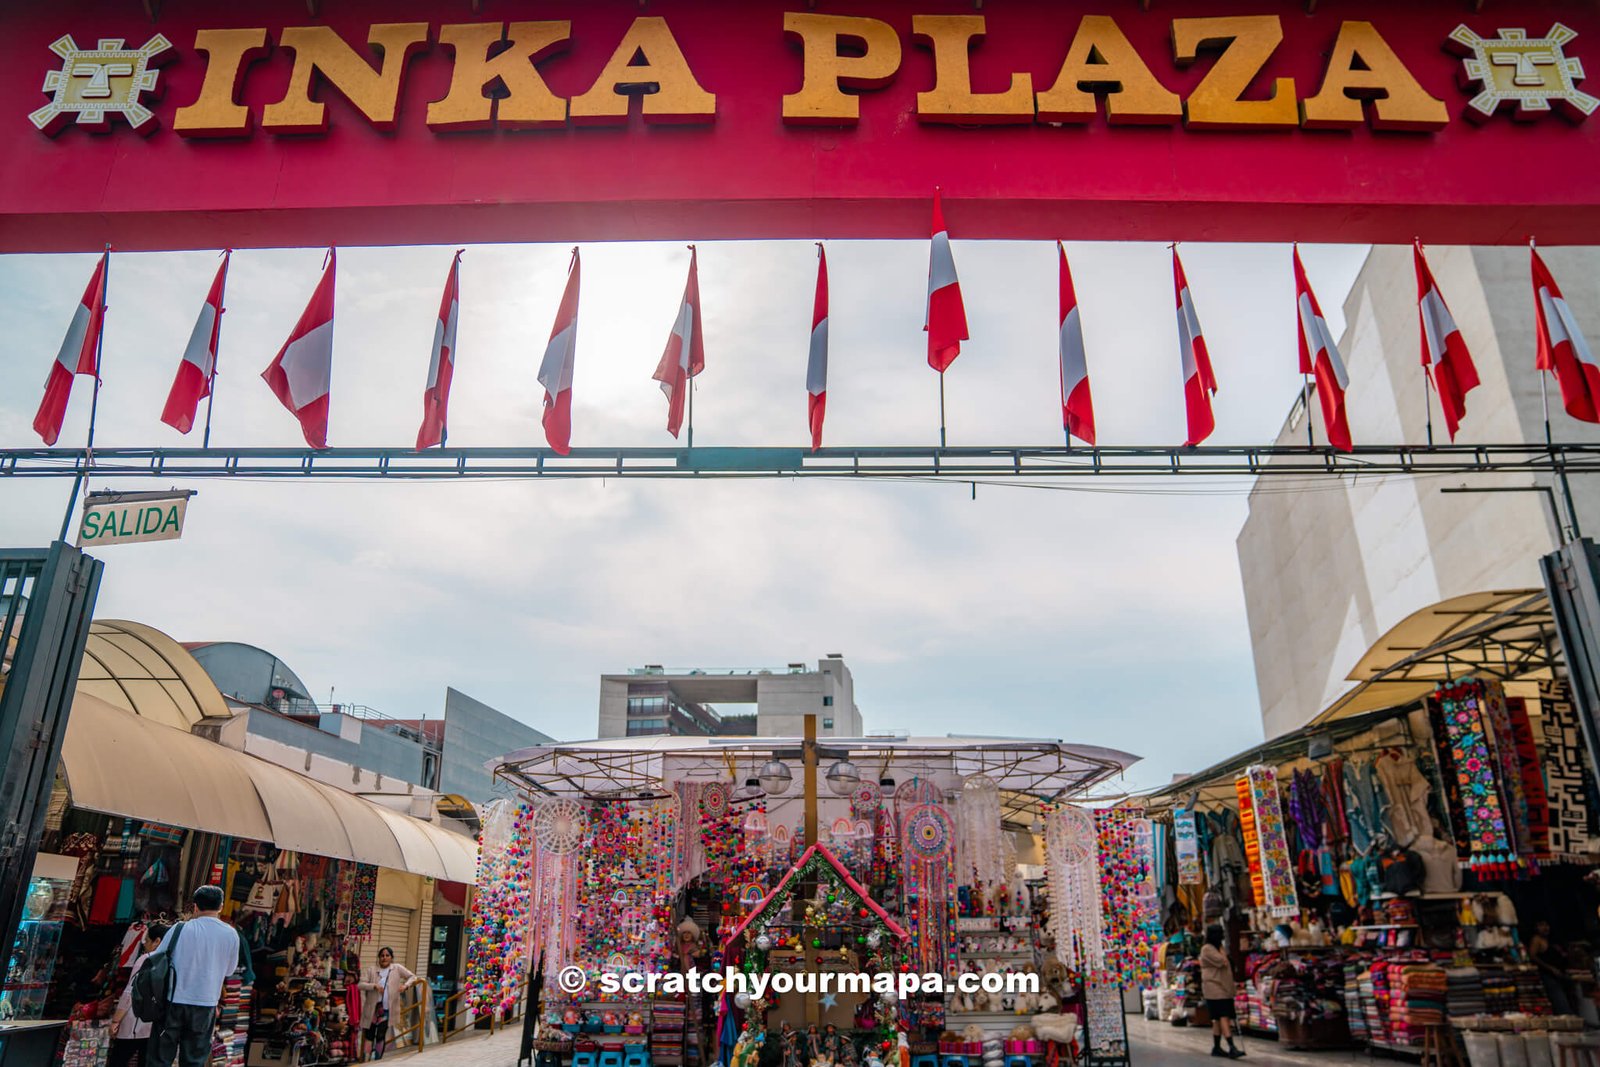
(1431, 680), (1518, 875)
(1093, 806), (1162, 986)
(902, 801), (958, 975)
(464, 799), (537, 1014)
(955, 775), (1005, 894)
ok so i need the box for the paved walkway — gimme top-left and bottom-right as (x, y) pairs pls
(387, 1017), (1386, 1067)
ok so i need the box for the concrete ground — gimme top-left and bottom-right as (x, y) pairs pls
(391, 1017), (1388, 1067)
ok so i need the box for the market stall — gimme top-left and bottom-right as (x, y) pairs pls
(467, 733), (1160, 1067)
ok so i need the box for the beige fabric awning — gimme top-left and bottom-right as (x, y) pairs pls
(60, 692), (478, 882)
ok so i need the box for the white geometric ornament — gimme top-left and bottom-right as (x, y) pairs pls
(1450, 23), (1599, 122)
(30, 34), (172, 135)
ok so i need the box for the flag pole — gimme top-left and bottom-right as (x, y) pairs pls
(1533, 237), (1554, 449)
(686, 243), (696, 449)
(1303, 378), (1315, 449)
(203, 248), (231, 449)
(939, 372), (947, 449)
(1423, 368), (1435, 446)
(688, 377), (695, 450)
(59, 245), (110, 542)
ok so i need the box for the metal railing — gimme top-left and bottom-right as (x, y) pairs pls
(389, 979), (529, 1054)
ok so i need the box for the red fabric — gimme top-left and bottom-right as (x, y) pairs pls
(261, 249), (336, 448)
(1533, 247), (1600, 423)
(1294, 247), (1353, 451)
(416, 250), (461, 449)
(1506, 697), (1551, 859)
(161, 252), (228, 435)
(1413, 242), (1480, 440)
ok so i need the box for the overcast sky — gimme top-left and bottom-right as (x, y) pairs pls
(0, 239), (1370, 792)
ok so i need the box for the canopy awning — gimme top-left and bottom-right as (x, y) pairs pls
(60, 692), (477, 882)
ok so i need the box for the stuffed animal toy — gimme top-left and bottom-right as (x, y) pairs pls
(1030, 1013), (1078, 1046)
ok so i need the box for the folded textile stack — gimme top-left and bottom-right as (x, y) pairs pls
(1369, 961), (1395, 1044)
(1344, 961), (1369, 1040)
(653, 1000), (685, 1062)
(1447, 967), (1488, 1018)
(1512, 967), (1553, 1016)
(1397, 964), (1447, 1043)
(1480, 967), (1518, 1015)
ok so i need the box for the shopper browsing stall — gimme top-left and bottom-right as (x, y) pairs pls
(108, 923), (167, 1067)
(148, 886), (253, 1067)
(1200, 925), (1244, 1059)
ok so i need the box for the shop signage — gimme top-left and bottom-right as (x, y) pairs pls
(77, 491), (193, 548)
(3, 0), (1599, 248)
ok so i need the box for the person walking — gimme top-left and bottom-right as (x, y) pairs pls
(146, 887), (251, 1067)
(358, 946), (423, 1060)
(108, 923), (169, 1067)
(1200, 925), (1245, 1058)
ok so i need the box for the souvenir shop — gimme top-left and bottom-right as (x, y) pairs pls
(464, 735), (1172, 1067)
(7, 760), (477, 1067)
(1140, 673), (1600, 1058)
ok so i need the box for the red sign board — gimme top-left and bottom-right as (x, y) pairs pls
(2, 0), (1598, 251)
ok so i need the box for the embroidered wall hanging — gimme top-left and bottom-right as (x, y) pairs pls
(1434, 679), (1515, 874)
(1539, 680), (1600, 860)
(1243, 765), (1299, 917)
(1173, 808), (1202, 886)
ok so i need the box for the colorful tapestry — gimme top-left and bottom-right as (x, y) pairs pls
(1433, 679), (1515, 874)
(1539, 680), (1600, 860)
(347, 863), (377, 939)
(1236, 778), (1262, 907)
(1093, 806), (1161, 985)
(1173, 808), (1202, 886)
(1482, 681), (1535, 865)
(1047, 804), (1105, 975)
(1504, 698), (1551, 859)
(1244, 765), (1299, 917)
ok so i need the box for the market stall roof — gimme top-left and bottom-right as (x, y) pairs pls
(60, 691), (478, 882)
(1314, 589), (1555, 724)
(491, 734), (1138, 823)
(77, 619), (233, 730)
(1148, 704), (1419, 808)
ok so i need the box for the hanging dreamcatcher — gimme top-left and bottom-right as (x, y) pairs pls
(533, 798), (586, 855)
(958, 774), (1005, 892)
(699, 781), (732, 820)
(851, 782), (882, 817)
(1046, 804), (1104, 975)
(902, 802), (957, 974)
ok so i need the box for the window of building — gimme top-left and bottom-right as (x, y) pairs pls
(822, 695), (834, 707)
(626, 718), (668, 735)
(823, 717), (834, 730)
(628, 696), (666, 715)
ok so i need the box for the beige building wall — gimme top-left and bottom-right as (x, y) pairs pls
(1238, 245), (1600, 739)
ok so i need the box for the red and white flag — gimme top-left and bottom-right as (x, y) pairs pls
(161, 251), (229, 435)
(416, 250), (462, 449)
(1174, 249), (1217, 447)
(1533, 245), (1600, 424)
(34, 253), (108, 446)
(538, 249), (582, 455)
(1057, 243), (1095, 445)
(261, 249), (336, 449)
(1294, 246), (1353, 452)
(925, 188), (968, 373)
(1414, 242), (1480, 440)
(653, 246), (705, 438)
(807, 244), (829, 452)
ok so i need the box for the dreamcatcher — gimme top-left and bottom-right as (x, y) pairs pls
(902, 802), (957, 974)
(957, 774), (1005, 892)
(851, 782), (882, 817)
(533, 798), (586, 854)
(1046, 804), (1104, 975)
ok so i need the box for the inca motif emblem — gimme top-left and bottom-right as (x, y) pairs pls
(30, 34), (172, 135)
(1450, 23), (1598, 122)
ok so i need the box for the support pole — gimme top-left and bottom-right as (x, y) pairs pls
(688, 376), (695, 450)
(203, 249), (232, 449)
(1423, 367), (1435, 447)
(802, 712), (819, 1026)
(939, 372), (947, 449)
(1303, 378), (1315, 449)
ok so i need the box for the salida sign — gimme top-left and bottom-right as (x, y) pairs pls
(3, 0), (1600, 249)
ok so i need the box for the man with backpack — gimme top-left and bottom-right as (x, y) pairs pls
(144, 885), (251, 1067)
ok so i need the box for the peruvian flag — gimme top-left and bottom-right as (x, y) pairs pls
(1414, 242), (1480, 440)
(161, 251), (229, 435)
(925, 188), (968, 373)
(653, 246), (704, 438)
(1057, 243), (1095, 445)
(1174, 249), (1217, 447)
(261, 249), (336, 449)
(34, 253), (108, 446)
(416, 250), (462, 450)
(807, 244), (829, 452)
(1294, 247), (1353, 452)
(538, 249), (582, 454)
(1533, 246), (1600, 424)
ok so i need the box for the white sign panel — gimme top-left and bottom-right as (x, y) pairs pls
(78, 492), (190, 548)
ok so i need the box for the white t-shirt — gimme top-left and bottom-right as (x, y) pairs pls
(156, 916), (243, 1007)
(378, 966), (393, 1010)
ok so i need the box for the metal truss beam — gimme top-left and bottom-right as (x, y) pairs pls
(2, 443), (1600, 480)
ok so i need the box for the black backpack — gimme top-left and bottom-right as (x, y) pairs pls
(130, 921), (185, 1023)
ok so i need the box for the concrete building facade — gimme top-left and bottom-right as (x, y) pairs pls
(1237, 245), (1600, 739)
(597, 656), (864, 739)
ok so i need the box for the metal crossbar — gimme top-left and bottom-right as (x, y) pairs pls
(2, 443), (1599, 480)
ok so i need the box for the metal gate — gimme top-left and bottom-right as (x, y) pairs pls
(1541, 537), (1600, 782)
(0, 542), (103, 989)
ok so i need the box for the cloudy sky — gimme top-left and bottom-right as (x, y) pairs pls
(0, 239), (1369, 792)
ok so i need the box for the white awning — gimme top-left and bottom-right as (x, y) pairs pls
(60, 692), (477, 882)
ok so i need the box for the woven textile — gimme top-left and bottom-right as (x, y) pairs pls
(1539, 680), (1600, 860)
(1173, 808), (1202, 886)
(1244, 766), (1299, 917)
(1433, 679), (1515, 872)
